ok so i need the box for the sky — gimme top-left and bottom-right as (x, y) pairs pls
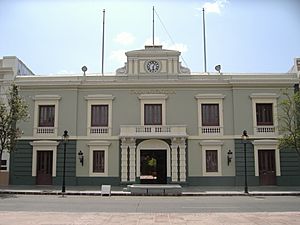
(0, 0), (300, 75)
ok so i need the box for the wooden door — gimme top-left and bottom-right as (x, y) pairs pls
(258, 150), (276, 185)
(36, 151), (53, 185)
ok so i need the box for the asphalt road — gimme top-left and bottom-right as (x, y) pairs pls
(1, 195), (300, 213)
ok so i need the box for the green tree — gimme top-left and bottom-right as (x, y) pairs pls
(278, 90), (300, 158)
(0, 84), (28, 169)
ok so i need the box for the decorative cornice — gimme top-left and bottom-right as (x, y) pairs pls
(87, 141), (111, 146)
(33, 95), (61, 101)
(85, 94), (115, 100)
(30, 140), (59, 146)
(138, 94), (168, 100)
(250, 93), (280, 99)
(195, 94), (225, 99)
(199, 140), (224, 146)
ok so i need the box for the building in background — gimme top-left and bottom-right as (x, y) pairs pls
(0, 56), (34, 185)
(1, 46), (300, 186)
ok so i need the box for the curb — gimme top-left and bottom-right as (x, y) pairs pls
(1, 190), (300, 196)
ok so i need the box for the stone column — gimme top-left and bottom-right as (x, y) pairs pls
(120, 138), (129, 182)
(179, 138), (186, 182)
(171, 138), (179, 182)
(129, 140), (136, 182)
(120, 138), (136, 182)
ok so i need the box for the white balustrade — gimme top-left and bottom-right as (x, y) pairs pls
(200, 126), (223, 135)
(255, 126), (276, 134)
(89, 127), (109, 134)
(120, 125), (187, 138)
(35, 127), (56, 135)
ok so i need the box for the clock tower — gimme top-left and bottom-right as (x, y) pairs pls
(116, 45), (190, 75)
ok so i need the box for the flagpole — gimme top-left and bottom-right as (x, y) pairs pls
(152, 6), (155, 46)
(101, 9), (105, 76)
(202, 8), (207, 73)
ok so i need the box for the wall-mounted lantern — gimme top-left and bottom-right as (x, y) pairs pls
(78, 150), (84, 166)
(227, 149), (233, 166)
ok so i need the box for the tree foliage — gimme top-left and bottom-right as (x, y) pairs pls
(0, 84), (28, 167)
(278, 90), (300, 158)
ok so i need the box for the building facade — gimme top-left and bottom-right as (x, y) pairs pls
(2, 46), (300, 186)
(0, 56), (34, 185)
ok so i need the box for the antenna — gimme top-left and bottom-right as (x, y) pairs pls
(152, 6), (155, 46)
(202, 8), (207, 73)
(101, 9), (105, 76)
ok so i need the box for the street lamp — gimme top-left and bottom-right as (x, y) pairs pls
(241, 130), (249, 194)
(62, 130), (69, 195)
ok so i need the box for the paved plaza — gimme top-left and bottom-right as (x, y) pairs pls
(0, 211), (299, 225)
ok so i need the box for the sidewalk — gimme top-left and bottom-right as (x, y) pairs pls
(1, 185), (300, 196)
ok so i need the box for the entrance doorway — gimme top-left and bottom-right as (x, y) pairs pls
(140, 150), (167, 184)
(36, 151), (53, 185)
(258, 150), (276, 185)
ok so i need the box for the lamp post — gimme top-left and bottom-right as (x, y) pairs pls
(62, 130), (69, 195)
(242, 130), (249, 194)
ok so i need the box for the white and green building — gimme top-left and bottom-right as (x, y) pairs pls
(1, 46), (300, 186)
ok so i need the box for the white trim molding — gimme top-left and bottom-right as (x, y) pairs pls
(30, 140), (59, 177)
(195, 94), (225, 136)
(250, 93), (279, 137)
(87, 141), (111, 177)
(199, 140), (224, 176)
(85, 94), (114, 136)
(252, 139), (281, 176)
(33, 95), (61, 137)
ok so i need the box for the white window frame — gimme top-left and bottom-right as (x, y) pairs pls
(252, 140), (281, 176)
(0, 150), (9, 171)
(200, 140), (223, 176)
(88, 141), (111, 176)
(139, 94), (168, 125)
(33, 95), (61, 137)
(30, 140), (59, 177)
(250, 93), (279, 136)
(195, 94), (225, 136)
(85, 95), (114, 136)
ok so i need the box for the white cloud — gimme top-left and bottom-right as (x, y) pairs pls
(198, 0), (229, 14)
(144, 37), (188, 53)
(114, 32), (135, 45)
(109, 49), (127, 64)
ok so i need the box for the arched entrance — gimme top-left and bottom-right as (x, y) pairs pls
(136, 139), (170, 184)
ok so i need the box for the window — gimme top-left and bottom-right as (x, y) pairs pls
(0, 160), (7, 171)
(256, 103), (273, 125)
(200, 140), (223, 176)
(201, 104), (219, 126)
(250, 93), (278, 135)
(139, 94), (168, 126)
(91, 105), (108, 127)
(33, 95), (61, 136)
(85, 95), (114, 136)
(38, 105), (55, 127)
(93, 150), (105, 173)
(195, 94), (225, 136)
(88, 141), (110, 176)
(206, 150), (218, 172)
(144, 104), (162, 125)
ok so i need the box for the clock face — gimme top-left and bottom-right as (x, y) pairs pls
(146, 60), (160, 73)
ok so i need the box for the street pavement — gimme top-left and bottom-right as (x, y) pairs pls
(0, 211), (299, 225)
(0, 185), (300, 224)
(0, 185), (300, 196)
